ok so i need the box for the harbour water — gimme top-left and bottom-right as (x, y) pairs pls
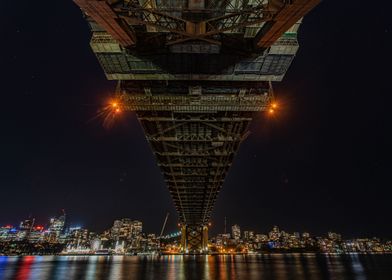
(1, 254), (392, 280)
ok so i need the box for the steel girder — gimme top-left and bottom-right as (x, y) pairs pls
(80, 0), (281, 46)
(136, 110), (252, 225)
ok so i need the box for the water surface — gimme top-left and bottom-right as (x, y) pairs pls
(1, 254), (391, 279)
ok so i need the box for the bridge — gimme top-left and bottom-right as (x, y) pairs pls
(74, 0), (319, 253)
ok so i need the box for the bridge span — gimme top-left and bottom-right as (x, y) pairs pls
(74, 0), (319, 253)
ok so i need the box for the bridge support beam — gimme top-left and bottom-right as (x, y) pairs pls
(181, 225), (208, 254)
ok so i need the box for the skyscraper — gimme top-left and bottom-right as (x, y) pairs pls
(46, 212), (66, 243)
(232, 224), (241, 241)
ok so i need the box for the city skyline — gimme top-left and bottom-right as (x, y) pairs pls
(1, 210), (391, 240)
(1, 0), (391, 240)
(1, 212), (392, 256)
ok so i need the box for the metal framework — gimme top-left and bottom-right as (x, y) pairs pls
(74, 0), (320, 253)
(137, 111), (254, 225)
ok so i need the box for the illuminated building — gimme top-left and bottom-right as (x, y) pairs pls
(67, 227), (90, 250)
(111, 219), (142, 241)
(130, 221), (143, 239)
(109, 218), (143, 250)
(269, 225), (280, 241)
(255, 234), (268, 242)
(0, 226), (15, 241)
(328, 232), (342, 241)
(91, 237), (102, 251)
(17, 218), (35, 240)
(19, 219), (34, 231)
(243, 231), (249, 240)
(232, 224), (241, 241)
(46, 213), (66, 243)
(28, 226), (45, 243)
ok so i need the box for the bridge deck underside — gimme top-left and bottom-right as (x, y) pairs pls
(137, 111), (252, 225)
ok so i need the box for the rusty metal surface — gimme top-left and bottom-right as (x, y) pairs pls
(74, 0), (136, 46)
(256, 0), (320, 48)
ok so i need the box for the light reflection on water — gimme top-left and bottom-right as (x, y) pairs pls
(0, 254), (391, 280)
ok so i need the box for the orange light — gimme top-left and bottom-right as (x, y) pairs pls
(112, 102), (118, 108)
(269, 109), (274, 114)
(272, 103), (277, 109)
(115, 108), (121, 113)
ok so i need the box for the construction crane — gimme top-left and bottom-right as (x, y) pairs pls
(159, 213), (170, 239)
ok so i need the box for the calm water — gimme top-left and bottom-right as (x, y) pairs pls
(0, 254), (392, 280)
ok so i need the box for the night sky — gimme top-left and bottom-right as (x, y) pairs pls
(0, 1), (391, 238)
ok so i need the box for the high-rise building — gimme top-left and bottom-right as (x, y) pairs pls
(269, 226), (281, 241)
(111, 219), (125, 240)
(67, 227), (90, 249)
(17, 218), (35, 240)
(46, 213), (66, 243)
(28, 226), (44, 243)
(232, 224), (241, 241)
(0, 226), (15, 241)
(244, 231), (249, 240)
(131, 221), (142, 239)
(110, 218), (143, 251)
(111, 218), (143, 242)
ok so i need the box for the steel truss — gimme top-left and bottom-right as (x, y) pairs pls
(116, 1), (274, 44)
(137, 110), (253, 225)
(181, 225), (208, 253)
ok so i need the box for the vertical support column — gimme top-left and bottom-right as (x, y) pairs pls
(180, 225), (209, 254)
(181, 225), (187, 252)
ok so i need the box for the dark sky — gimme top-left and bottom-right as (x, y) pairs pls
(0, 1), (391, 238)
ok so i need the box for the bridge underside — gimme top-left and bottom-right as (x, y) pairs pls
(119, 80), (271, 252)
(74, 0), (319, 253)
(138, 110), (252, 225)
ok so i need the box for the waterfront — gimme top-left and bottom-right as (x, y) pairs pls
(1, 254), (392, 280)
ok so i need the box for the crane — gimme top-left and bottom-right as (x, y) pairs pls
(159, 213), (170, 239)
